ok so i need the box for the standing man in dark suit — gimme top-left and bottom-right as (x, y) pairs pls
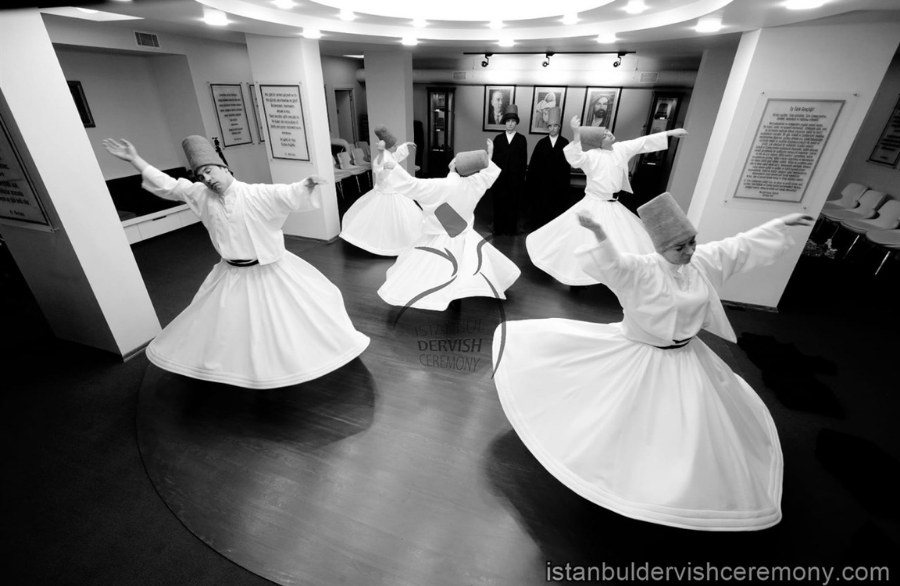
(490, 104), (528, 235)
(524, 107), (570, 230)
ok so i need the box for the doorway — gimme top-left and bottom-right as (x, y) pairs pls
(334, 88), (358, 145)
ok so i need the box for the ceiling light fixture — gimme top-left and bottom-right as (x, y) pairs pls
(542, 52), (554, 67)
(613, 52), (625, 67)
(498, 38), (515, 47)
(401, 37), (419, 46)
(624, 1), (647, 14)
(302, 28), (322, 39)
(202, 10), (229, 26)
(412, 18), (428, 27)
(489, 20), (504, 30)
(272, 0), (296, 9)
(695, 17), (723, 32)
(562, 14), (579, 25)
(596, 33), (617, 44)
(784, 0), (826, 9)
(339, 9), (356, 21)
(75, 7), (99, 13)
(481, 53), (492, 67)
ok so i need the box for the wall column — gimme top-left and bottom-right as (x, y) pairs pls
(687, 18), (900, 308)
(363, 51), (415, 173)
(0, 9), (160, 357)
(245, 35), (339, 240)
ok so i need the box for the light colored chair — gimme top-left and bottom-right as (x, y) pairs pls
(838, 198), (900, 258)
(337, 151), (368, 192)
(821, 189), (887, 223)
(865, 229), (900, 275)
(355, 141), (370, 161)
(822, 182), (867, 212)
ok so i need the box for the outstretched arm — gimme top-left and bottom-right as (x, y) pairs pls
(102, 138), (150, 173)
(576, 210), (607, 244)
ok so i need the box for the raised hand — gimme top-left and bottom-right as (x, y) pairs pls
(375, 140), (386, 152)
(781, 213), (815, 227)
(668, 128), (689, 138)
(102, 138), (138, 162)
(486, 139), (493, 158)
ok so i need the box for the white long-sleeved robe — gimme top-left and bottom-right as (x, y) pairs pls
(494, 219), (795, 530)
(377, 162), (520, 310)
(339, 144), (424, 256)
(140, 166), (369, 388)
(525, 133), (669, 286)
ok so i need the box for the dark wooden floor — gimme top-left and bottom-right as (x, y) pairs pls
(127, 210), (900, 585)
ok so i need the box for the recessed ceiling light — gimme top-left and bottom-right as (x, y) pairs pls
(272, 0), (296, 9)
(202, 10), (229, 27)
(596, 33), (617, 44)
(562, 13), (579, 25)
(624, 1), (647, 14)
(695, 17), (723, 33)
(302, 28), (322, 39)
(784, 0), (826, 8)
(75, 7), (98, 13)
(489, 20), (504, 29)
(401, 37), (419, 46)
(339, 9), (356, 21)
(412, 18), (428, 27)
(498, 38), (515, 47)
(343, 55), (364, 59)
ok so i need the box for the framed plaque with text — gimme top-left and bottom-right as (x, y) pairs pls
(0, 112), (52, 229)
(867, 94), (900, 167)
(734, 98), (844, 203)
(210, 84), (252, 148)
(259, 84), (310, 161)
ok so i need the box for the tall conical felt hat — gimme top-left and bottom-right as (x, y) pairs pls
(580, 126), (607, 150)
(374, 125), (397, 149)
(500, 104), (519, 124)
(455, 150), (489, 177)
(182, 135), (226, 172)
(637, 192), (697, 253)
(547, 107), (561, 126)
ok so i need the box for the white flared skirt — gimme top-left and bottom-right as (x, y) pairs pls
(492, 318), (783, 531)
(526, 197), (655, 286)
(378, 230), (521, 311)
(146, 253), (370, 389)
(340, 188), (424, 256)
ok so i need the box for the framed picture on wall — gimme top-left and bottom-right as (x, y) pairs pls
(581, 87), (621, 131)
(483, 85), (516, 132)
(640, 92), (682, 167)
(210, 83), (253, 148)
(530, 86), (567, 134)
(867, 94), (900, 167)
(67, 81), (95, 128)
(248, 83), (265, 143)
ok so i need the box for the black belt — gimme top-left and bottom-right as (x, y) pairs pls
(654, 337), (692, 350)
(225, 258), (259, 267)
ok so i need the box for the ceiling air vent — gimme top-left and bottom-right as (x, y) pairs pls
(134, 31), (160, 48)
(451, 71), (467, 81)
(639, 71), (659, 83)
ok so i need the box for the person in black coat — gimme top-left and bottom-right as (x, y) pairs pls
(490, 104), (528, 235)
(524, 106), (570, 230)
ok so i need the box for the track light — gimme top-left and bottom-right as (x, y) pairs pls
(481, 53), (492, 67)
(542, 52), (553, 68)
(613, 52), (624, 67)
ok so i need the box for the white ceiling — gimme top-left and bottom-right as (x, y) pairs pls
(36, 0), (900, 71)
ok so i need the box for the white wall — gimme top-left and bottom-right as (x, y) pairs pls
(55, 47), (185, 179)
(322, 55), (368, 140)
(832, 49), (900, 200)
(689, 20), (900, 308)
(0, 10), (160, 356)
(42, 13), (272, 185)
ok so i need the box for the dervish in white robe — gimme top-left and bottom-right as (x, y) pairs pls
(526, 133), (669, 286)
(141, 166), (370, 389)
(495, 218), (794, 530)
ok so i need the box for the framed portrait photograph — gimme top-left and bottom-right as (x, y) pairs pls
(530, 87), (567, 134)
(67, 81), (95, 128)
(483, 85), (516, 132)
(581, 87), (621, 131)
